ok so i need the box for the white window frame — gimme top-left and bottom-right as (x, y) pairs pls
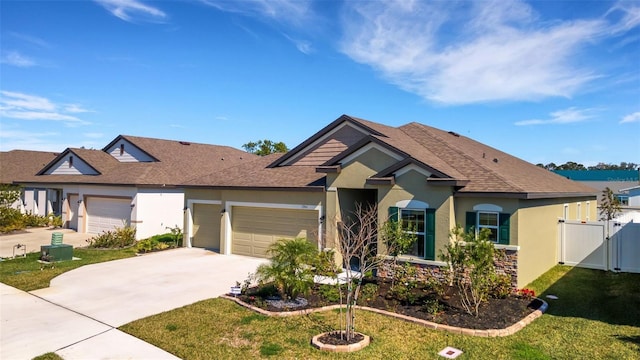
(577, 202), (581, 221)
(399, 208), (427, 259)
(477, 211), (500, 243)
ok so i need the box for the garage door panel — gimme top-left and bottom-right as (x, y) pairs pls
(192, 203), (221, 249)
(87, 197), (131, 234)
(232, 206), (318, 258)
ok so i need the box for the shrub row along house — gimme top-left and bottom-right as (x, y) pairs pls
(1, 115), (597, 287)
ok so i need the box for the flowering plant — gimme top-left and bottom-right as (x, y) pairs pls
(517, 288), (536, 299)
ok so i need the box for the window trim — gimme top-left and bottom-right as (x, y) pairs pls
(476, 211), (500, 243)
(399, 208), (427, 259)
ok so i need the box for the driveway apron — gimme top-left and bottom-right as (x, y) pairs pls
(1, 248), (266, 359)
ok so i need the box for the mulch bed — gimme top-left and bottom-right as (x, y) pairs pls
(317, 331), (365, 346)
(239, 278), (542, 330)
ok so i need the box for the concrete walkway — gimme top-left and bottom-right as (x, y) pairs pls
(0, 227), (92, 259)
(1, 248), (267, 359)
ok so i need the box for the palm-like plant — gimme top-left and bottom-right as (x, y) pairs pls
(255, 238), (318, 300)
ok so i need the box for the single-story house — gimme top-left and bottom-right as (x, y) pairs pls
(0, 150), (59, 214)
(184, 115), (598, 288)
(7, 136), (255, 239)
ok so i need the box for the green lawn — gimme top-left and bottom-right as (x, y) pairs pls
(0, 248), (136, 291)
(120, 266), (640, 359)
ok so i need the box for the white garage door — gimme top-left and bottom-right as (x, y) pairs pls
(87, 197), (132, 234)
(192, 203), (222, 250)
(232, 206), (318, 258)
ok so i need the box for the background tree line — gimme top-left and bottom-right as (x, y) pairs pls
(536, 161), (639, 171)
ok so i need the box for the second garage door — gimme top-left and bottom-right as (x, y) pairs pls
(191, 203), (222, 250)
(86, 197), (132, 234)
(232, 206), (318, 258)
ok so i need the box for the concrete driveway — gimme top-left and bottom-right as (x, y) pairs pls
(1, 248), (267, 359)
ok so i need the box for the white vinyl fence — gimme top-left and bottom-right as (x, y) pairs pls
(558, 219), (640, 273)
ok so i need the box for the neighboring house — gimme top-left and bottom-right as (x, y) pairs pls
(184, 115), (598, 288)
(10, 136), (255, 239)
(0, 150), (59, 214)
(620, 185), (640, 207)
(553, 170), (640, 206)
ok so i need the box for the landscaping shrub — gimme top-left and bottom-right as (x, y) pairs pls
(489, 273), (513, 299)
(135, 232), (177, 253)
(0, 207), (24, 233)
(47, 213), (63, 228)
(255, 238), (318, 300)
(440, 225), (496, 316)
(22, 212), (49, 227)
(357, 282), (379, 305)
(87, 224), (136, 249)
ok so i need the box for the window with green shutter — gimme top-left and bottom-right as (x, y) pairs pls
(388, 206), (435, 260)
(466, 210), (511, 245)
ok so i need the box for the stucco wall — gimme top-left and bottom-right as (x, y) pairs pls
(135, 189), (184, 239)
(378, 169), (453, 259)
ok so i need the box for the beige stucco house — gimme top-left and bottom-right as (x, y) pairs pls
(184, 115), (597, 288)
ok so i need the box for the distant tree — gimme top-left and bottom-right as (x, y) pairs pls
(556, 161), (586, 170)
(242, 140), (288, 156)
(587, 162), (639, 170)
(541, 161), (638, 171)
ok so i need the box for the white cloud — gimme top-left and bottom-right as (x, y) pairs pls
(95, 0), (166, 23)
(9, 32), (51, 48)
(283, 34), (314, 54)
(83, 132), (104, 139)
(64, 104), (94, 113)
(620, 111), (640, 123)
(200, 0), (312, 27)
(0, 129), (64, 152)
(1, 51), (36, 67)
(0, 91), (90, 126)
(515, 107), (598, 126)
(339, 0), (632, 104)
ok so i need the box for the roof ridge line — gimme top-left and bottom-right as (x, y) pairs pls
(400, 123), (525, 193)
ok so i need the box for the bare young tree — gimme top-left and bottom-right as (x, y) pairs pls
(336, 203), (389, 342)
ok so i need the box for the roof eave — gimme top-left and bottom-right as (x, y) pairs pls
(427, 178), (469, 187)
(366, 177), (395, 186)
(316, 165), (341, 174)
(454, 191), (598, 199)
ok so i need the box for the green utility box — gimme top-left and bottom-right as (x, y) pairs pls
(41, 244), (73, 262)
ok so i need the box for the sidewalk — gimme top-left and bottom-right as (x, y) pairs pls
(0, 283), (179, 360)
(0, 227), (91, 259)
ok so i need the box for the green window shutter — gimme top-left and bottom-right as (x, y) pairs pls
(499, 213), (511, 245)
(388, 206), (399, 222)
(425, 209), (436, 260)
(465, 212), (476, 234)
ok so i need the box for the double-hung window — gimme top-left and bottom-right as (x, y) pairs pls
(466, 205), (510, 245)
(400, 209), (426, 258)
(477, 211), (499, 242)
(389, 203), (436, 260)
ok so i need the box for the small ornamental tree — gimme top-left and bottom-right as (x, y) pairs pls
(440, 225), (495, 317)
(336, 203), (389, 342)
(599, 187), (622, 240)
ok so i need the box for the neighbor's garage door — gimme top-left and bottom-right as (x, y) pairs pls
(192, 203), (222, 250)
(232, 207), (318, 258)
(86, 197), (132, 234)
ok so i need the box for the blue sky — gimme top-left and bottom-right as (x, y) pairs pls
(1, 0), (638, 167)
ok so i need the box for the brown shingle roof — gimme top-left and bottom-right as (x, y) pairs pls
(187, 153), (325, 190)
(15, 136), (257, 186)
(398, 122), (597, 196)
(0, 150), (59, 184)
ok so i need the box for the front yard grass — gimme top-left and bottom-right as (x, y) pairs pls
(0, 248), (136, 291)
(120, 266), (640, 359)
